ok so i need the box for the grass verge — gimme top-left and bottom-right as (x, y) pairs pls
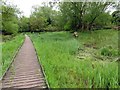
(0, 34), (24, 78)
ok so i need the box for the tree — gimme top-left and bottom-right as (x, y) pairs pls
(30, 5), (47, 31)
(19, 16), (29, 32)
(59, 1), (114, 31)
(112, 10), (120, 26)
(29, 4), (59, 31)
(111, 2), (120, 30)
(29, 15), (46, 31)
(83, 2), (113, 30)
(2, 1), (20, 34)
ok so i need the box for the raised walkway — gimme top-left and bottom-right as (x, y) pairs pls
(2, 35), (47, 89)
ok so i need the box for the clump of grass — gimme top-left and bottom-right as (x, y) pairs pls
(30, 30), (118, 88)
(1, 34), (24, 78)
(100, 46), (118, 57)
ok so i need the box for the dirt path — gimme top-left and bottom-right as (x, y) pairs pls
(2, 35), (47, 89)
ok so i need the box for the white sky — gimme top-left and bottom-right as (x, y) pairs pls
(7, 0), (53, 17)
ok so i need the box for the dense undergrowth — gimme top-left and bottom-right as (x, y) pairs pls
(30, 29), (119, 88)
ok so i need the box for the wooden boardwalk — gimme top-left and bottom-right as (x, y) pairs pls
(2, 35), (47, 89)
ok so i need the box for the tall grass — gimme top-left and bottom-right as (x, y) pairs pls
(78, 29), (118, 49)
(1, 34), (24, 78)
(30, 30), (119, 88)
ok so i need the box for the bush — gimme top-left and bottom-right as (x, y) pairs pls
(44, 25), (60, 31)
(101, 47), (112, 56)
(101, 46), (118, 57)
(4, 22), (18, 34)
(64, 21), (71, 31)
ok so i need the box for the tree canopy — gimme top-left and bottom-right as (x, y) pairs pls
(2, 1), (20, 34)
(59, 1), (114, 31)
(1, 1), (119, 34)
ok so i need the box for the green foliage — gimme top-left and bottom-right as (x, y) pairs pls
(2, 2), (20, 34)
(78, 29), (118, 49)
(19, 16), (29, 32)
(94, 13), (112, 28)
(101, 47), (112, 56)
(30, 30), (119, 88)
(112, 10), (120, 26)
(30, 13), (47, 31)
(64, 21), (71, 31)
(14, 1), (115, 32)
(1, 34), (24, 78)
(4, 22), (18, 34)
(29, 4), (59, 31)
(44, 25), (59, 31)
(101, 46), (118, 57)
(59, 1), (114, 31)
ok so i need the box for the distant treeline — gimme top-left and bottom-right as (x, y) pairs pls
(1, 1), (120, 35)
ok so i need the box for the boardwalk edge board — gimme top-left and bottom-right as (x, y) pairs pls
(29, 35), (50, 89)
(0, 35), (25, 81)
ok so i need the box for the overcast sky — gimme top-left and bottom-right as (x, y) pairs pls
(7, 0), (53, 17)
(6, 0), (118, 17)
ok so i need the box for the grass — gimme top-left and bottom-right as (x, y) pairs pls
(30, 29), (119, 88)
(0, 34), (24, 78)
(76, 29), (119, 62)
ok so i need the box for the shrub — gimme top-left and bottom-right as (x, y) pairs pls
(4, 22), (18, 34)
(101, 47), (112, 56)
(101, 46), (118, 57)
(64, 21), (71, 31)
(45, 25), (59, 31)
